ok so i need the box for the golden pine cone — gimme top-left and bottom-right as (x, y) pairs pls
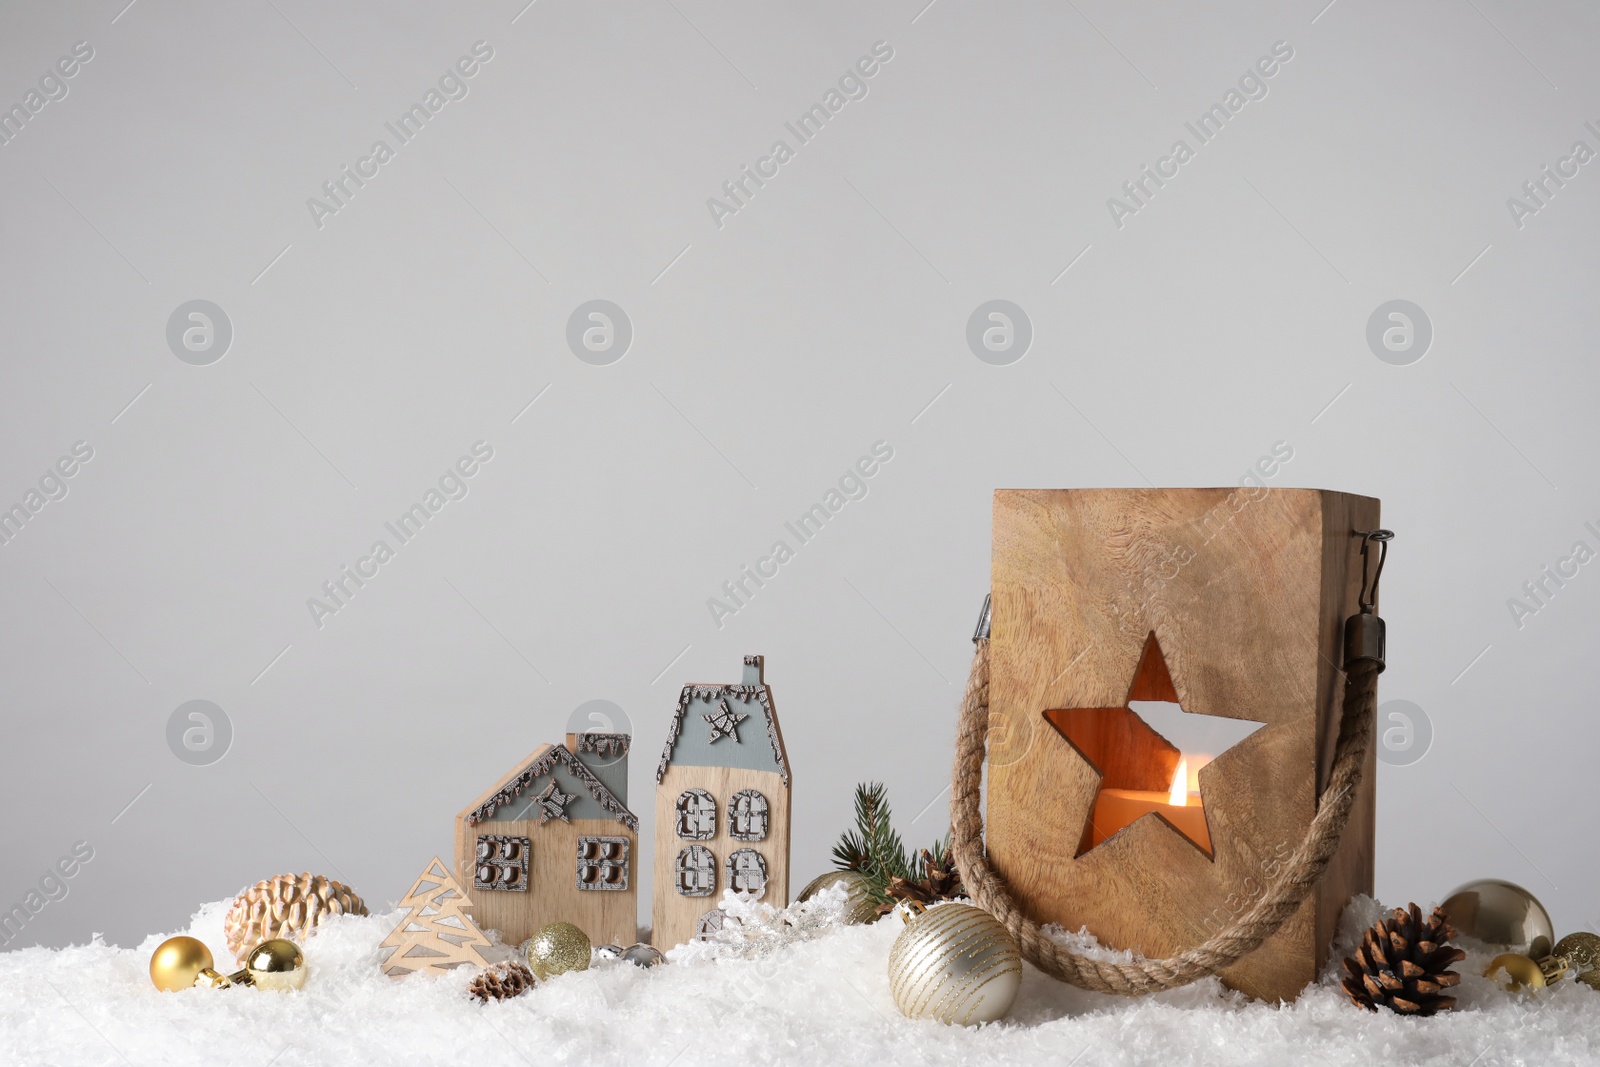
(223, 872), (368, 961)
(468, 961), (537, 1003)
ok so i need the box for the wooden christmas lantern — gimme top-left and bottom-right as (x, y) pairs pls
(980, 488), (1380, 1002)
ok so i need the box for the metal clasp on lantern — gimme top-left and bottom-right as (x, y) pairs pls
(973, 594), (992, 644)
(1343, 529), (1393, 673)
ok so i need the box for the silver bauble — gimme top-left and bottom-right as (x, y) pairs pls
(887, 902), (1021, 1025)
(1439, 878), (1555, 956)
(622, 943), (665, 968)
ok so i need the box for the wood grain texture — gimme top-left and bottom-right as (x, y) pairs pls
(1315, 492), (1380, 963)
(651, 764), (791, 950)
(379, 857), (494, 977)
(985, 487), (1378, 1002)
(454, 816), (639, 949)
(453, 740), (639, 949)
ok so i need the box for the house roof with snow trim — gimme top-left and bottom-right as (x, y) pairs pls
(462, 737), (638, 830)
(655, 655), (789, 785)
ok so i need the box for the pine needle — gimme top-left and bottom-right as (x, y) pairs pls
(832, 782), (916, 905)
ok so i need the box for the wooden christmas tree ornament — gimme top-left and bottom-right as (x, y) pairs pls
(380, 857), (494, 977)
(981, 488), (1380, 1002)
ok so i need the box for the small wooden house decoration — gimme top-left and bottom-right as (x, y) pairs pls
(984, 488), (1378, 1002)
(652, 654), (791, 949)
(454, 730), (638, 949)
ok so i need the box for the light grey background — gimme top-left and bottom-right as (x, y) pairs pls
(1, 0), (1596, 951)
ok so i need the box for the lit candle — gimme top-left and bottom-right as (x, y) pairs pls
(1088, 757), (1212, 855)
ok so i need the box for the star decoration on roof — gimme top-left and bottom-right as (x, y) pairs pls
(1043, 632), (1264, 859)
(703, 699), (748, 744)
(532, 779), (574, 824)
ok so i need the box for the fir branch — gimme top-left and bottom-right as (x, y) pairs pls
(833, 782), (914, 905)
(833, 784), (966, 910)
(830, 829), (870, 873)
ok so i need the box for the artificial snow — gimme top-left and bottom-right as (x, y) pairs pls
(2, 893), (1597, 1066)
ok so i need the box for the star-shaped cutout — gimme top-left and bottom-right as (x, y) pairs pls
(703, 698), (747, 744)
(531, 779), (574, 824)
(1043, 632), (1264, 859)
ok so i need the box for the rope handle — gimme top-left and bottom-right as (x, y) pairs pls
(949, 532), (1389, 996)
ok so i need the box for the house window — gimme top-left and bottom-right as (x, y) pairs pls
(728, 789), (769, 842)
(696, 909), (726, 940)
(675, 844), (716, 897)
(575, 836), (629, 892)
(474, 835), (529, 892)
(726, 848), (768, 897)
(675, 789), (716, 840)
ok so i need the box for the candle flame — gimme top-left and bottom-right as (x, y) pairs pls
(1168, 757), (1188, 807)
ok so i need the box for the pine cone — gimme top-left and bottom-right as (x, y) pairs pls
(469, 961), (536, 1003)
(1341, 903), (1465, 1016)
(224, 872), (368, 961)
(883, 845), (967, 914)
(921, 845), (964, 900)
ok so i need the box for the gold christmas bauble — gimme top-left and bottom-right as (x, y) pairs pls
(150, 936), (224, 991)
(525, 922), (591, 980)
(1485, 952), (1552, 992)
(242, 938), (307, 992)
(887, 902), (1021, 1025)
(797, 870), (879, 925)
(224, 872), (367, 961)
(1554, 932), (1600, 990)
(1439, 879), (1554, 955)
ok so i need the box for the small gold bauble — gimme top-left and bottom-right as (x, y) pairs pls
(150, 936), (230, 991)
(887, 902), (1022, 1025)
(1484, 952), (1543, 991)
(1440, 879), (1555, 954)
(797, 870), (879, 925)
(1554, 932), (1600, 990)
(525, 922), (591, 980)
(243, 938), (308, 992)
